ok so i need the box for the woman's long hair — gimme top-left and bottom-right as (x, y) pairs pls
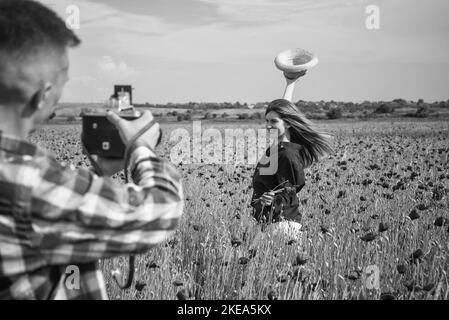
(266, 99), (333, 167)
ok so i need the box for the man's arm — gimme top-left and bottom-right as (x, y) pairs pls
(31, 146), (183, 265)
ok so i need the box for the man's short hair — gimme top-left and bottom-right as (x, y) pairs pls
(0, 0), (80, 55)
(0, 0), (80, 105)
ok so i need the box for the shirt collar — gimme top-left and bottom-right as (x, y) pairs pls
(0, 131), (38, 156)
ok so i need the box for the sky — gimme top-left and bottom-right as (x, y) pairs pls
(40, 0), (449, 104)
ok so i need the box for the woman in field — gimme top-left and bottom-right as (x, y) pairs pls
(250, 71), (333, 241)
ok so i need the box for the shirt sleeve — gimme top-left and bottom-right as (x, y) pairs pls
(30, 146), (184, 265)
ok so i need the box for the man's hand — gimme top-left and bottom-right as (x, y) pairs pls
(106, 110), (161, 150)
(90, 154), (124, 177)
(81, 143), (125, 176)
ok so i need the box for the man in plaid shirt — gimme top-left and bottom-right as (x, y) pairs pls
(0, 0), (184, 299)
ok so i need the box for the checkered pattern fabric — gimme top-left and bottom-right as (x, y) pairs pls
(0, 131), (183, 299)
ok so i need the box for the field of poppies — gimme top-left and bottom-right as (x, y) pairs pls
(30, 118), (449, 300)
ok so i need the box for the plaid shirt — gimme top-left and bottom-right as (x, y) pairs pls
(0, 131), (183, 300)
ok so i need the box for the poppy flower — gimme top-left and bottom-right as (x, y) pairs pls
(378, 222), (389, 232)
(360, 232), (377, 242)
(408, 209), (420, 220)
(135, 281), (146, 292)
(173, 280), (184, 287)
(396, 264), (406, 274)
(267, 290), (277, 300)
(434, 217), (449, 227)
(293, 253), (309, 266)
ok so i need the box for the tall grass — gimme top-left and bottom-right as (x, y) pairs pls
(31, 119), (449, 300)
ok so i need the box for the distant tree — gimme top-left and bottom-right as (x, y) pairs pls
(295, 100), (307, 111)
(177, 114), (183, 122)
(221, 112), (229, 118)
(255, 102), (267, 109)
(80, 107), (93, 116)
(250, 112), (263, 120)
(238, 113), (249, 120)
(203, 112), (213, 120)
(416, 104), (430, 117)
(362, 101), (372, 108)
(326, 107), (343, 119)
(393, 98), (406, 106)
(184, 113), (192, 121)
(67, 115), (76, 122)
(324, 102), (337, 111)
(374, 103), (395, 114)
(344, 102), (358, 113)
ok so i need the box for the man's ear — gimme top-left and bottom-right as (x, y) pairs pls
(21, 84), (52, 118)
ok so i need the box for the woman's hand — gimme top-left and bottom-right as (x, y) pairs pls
(284, 70), (307, 83)
(260, 191), (275, 206)
(282, 70), (307, 102)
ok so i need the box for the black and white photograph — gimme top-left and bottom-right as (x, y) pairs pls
(0, 0), (448, 304)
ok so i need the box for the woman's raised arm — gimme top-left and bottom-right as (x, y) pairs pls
(282, 70), (307, 102)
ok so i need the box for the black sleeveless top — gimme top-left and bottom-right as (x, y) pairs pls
(251, 141), (305, 223)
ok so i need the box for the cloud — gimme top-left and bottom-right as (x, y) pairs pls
(97, 56), (138, 78)
(196, 0), (370, 25)
(85, 0), (222, 26)
(62, 57), (139, 102)
(40, 0), (172, 36)
(70, 75), (97, 85)
(66, 0), (370, 28)
(37, 0), (449, 103)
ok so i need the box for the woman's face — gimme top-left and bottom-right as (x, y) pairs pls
(265, 111), (289, 138)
